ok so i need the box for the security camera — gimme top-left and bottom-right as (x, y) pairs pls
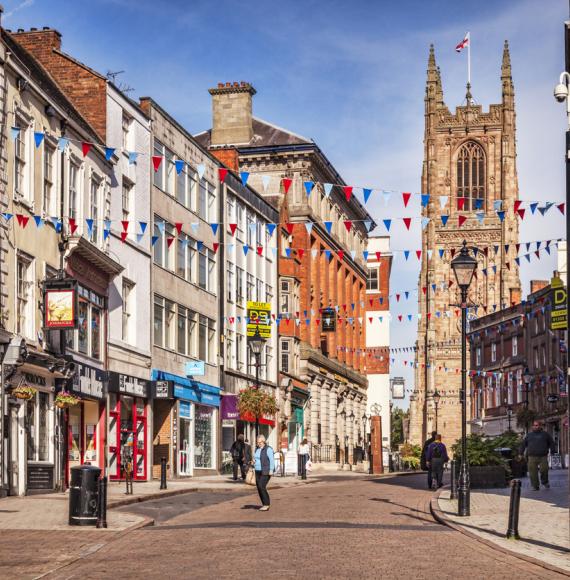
(554, 82), (569, 103)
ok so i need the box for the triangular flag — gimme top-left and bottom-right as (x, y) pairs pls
(58, 137), (69, 151)
(383, 219), (391, 231)
(324, 221), (333, 234)
(493, 200), (503, 211)
(105, 147), (115, 161)
(382, 191), (392, 206)
(363, 220), (373, 232)
(441, 215), (449, 226)
(421, 194), (430, 207)
(33, 215), (43, 228)
(324, 183), (333, 197)
(476, 211), (484, 224)
(16, 214), (29, 229)
(305, 222), (313, 234)
(261, 175), (271, 192)
(82, 142), (92, 157)
(152, 156), (163, 172)
(282, 178), (292, 194)
(151, 235), (159, 246)
(421, 217), (430, 230)
(285, 223), (294, 235)
(497, 210), (505, 222)
(34, 132), (44, 148)
(213, 242), (220, 253)
(219, 168), (228, 183)
(175, 160), (185, 175)
(239, 171), (249, 186)
(304, 181), (314, 196)
(402, 192), (411, 207)
(229, 223), (237, 236)
(363, 188), (373, 203)
(86, 218), (94, 235)
(516, 208), (525, 220)
(210, 223), (219, 235)
(530, 202), (538, 214)
(557, 203), (565, 215)
(458, 215), (467, 227)
(174, 222), (183, 235)
(474, 198), (484, 210)
(439, 195), (448, 209)
(457, 197), (465, 210)
(128, 152), (138, 164)
(403, 217), (412, 230)
(121, 232), (128, 243)
(197, 164), (206, 179)
(122, 220), (130, 232)
(243, 245), (249, 255)
(266, 223), (276, 237)
(404, 251), (410, 261)
(10, 127), (20, 141)
(343, 186), (353, 201)
(344, 220), (352, 232)
(136, 233), (144, 244)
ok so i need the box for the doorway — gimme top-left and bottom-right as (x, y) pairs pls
(179, 417), (192, 476)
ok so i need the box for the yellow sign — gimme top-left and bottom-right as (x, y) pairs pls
(551, 284), (567, 330)
(247, 301), (271, 339)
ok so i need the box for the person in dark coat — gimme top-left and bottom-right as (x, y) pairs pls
(421, 431), (437, 488)
(519, 421), (555, 490)
(230, 434), (246, 481)
(425, 434), (449, 489)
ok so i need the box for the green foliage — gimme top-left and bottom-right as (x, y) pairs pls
(402, 456), (420, 470)
(516, 407), (537, 429)
(493, 431), (523, 452)
(390, 407), (407, 450)
(400, 442), (421, 459)
(237, 386), (277, 420)
(451, 434), (506, 466)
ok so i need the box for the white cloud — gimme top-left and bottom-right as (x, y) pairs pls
(3, 0), (34, 20)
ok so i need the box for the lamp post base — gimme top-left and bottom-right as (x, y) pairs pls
(457, 461), (471, 517)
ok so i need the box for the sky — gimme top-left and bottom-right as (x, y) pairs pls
(4, 0), (569, 408)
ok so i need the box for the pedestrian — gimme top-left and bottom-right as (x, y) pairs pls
(519, 421), (555, 491)
(425, 434), (449, 489)
(253, 434), (275, 511)
(421, 430), (437, 488)
(244, 438), (253, 467)
(298, 438), (310, 479)
(230, 434), (246, 481)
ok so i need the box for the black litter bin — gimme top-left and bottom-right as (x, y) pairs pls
(69, 464), (101, 526)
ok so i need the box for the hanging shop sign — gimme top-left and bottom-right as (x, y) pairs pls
(247, 301), (271, 339)
(152, 380), (174, 399)
(108, 372), (150, 398)
(391, 377), (405, 399)
(70, 363), (106, 400)
(43, 278), (78, 329)
(550, 277), (567, 331)
(221, 395), (240, 420)
(321, 308), (336, 332)
(185, 361), (205, 376)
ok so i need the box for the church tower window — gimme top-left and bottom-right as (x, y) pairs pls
(456, 141), (485, 210)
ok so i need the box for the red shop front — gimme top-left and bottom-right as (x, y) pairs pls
(108, 372), (151, 481)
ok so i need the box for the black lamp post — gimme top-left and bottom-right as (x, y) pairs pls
(523, 367), (532, 435)
(506, 405), (513, 432)
(248, 327), (265, 439)
(433, 389), (441, 433)
(451, 240), (477, 517)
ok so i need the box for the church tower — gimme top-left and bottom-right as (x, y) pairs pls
(409, 43), (521, 445)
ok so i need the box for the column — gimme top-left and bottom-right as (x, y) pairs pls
(320, 383), (329, 447)
(329, 386), (338, 448)
(310, 378), (320, 445)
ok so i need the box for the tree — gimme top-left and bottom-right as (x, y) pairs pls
(237, 386), (278, 438)
(391, 407), (407, 450)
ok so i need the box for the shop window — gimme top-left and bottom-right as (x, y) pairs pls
(194, 405), (214, 468)
(26, 391), (51, 462)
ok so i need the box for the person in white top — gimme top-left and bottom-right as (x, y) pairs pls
(298, 438), (310, 479)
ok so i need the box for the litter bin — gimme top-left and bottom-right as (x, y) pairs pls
(69, 464), (101, 526)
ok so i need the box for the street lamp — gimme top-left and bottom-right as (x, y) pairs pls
(451, 240), (477, 518)
(433, 389), (441, 433)
(523, 367), (532, 434)
(248, 326), (266, 439)
(506, 405), (513, 432)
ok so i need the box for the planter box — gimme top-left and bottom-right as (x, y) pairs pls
(455, 464), (507, 488)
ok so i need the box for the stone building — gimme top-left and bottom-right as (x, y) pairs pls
(409, 43), (521, 446)
(196, 82), (375, 465)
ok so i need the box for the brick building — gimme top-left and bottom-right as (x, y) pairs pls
(196, 82), (375, 464)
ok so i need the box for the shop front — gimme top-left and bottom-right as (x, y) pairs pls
(152, 370), (220, 477)
(66, 362), (106, 480)
(107, 372), (151, 481)
(288, 389), (308, 451)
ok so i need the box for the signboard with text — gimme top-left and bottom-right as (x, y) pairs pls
(550, 277), (567, 331)
(44, 279), (78, 329)
(185, 361), (205, 376)
(321, 308), (336, 332)
(246, 301), (271, 339)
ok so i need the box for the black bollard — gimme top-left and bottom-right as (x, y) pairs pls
(506, 478), (521, 540)
(96, 476), (108, 529)
(301, 455), (307, 480)
(450, 460), (457, 500)
(160, 457), (168, 490)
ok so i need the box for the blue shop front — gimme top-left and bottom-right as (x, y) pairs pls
(151, 370), (221, 477)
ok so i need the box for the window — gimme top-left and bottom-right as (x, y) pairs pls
(208, 318), (216, 364)
(237, 333), (244, 371)
(236, 204), (245, 241)
(68, 285), (105, 359)
(68, 162), (80, 223)
(199, 248), (207, 289)
(165, 299), (176, 350)
(516, 369), (523, 402)
(208, 250), (216, 292)
(491, 342), (497, 362)
(153, 140), (164, 189)
(16, 251), (34, 338)
(43, 143), (55, 215)
(247, 213), (254, 247)
(164, 222), (176, 270)
(280, 279), (291, 314)
(246, 274), (254, 301)
(367, 267), (379, 291)
(456, 141), (485, 211)
(512, 336), (518, 357)
(154, 295), (164, 347)
(256, 279), (264, 302)
(153, 216), (164, 267)
(90, 176), (101, 244)
(226, 330), (235, 369)
(176, 164), (188, 206)
(541, 345), (546, 368)
(122, 112), (132, 151)
(533, 346), (539, 370)
(26, 392), (51, 462)
(281, 339), (290, 373)
(266, 284), (274, 304)
(177, 305), (187, 355)
(227, 195), (235, 223)
(507, 373), (514, 405)
(187, 239), (197, 283)
(476, 346), (481, 366)
(199, 315), (216, 363)
(236, 267), (244, 304)
(187, 310), (197, 357)
(14, 118), (30, 200)
(122, 177), (133, 222)
(199, 179), (208, 219)
(208, 181), (216, 223)
(122, 279), (134, 342)
(165, 147), (175, 196)
(227, 264), (235, 303)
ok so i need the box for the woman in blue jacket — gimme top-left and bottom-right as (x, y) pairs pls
(253, 434), (275, 511)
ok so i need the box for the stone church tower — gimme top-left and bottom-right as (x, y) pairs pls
(409, 42), (521, 446)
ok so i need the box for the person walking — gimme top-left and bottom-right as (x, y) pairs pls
(253, 434), (275, 511)
(425, 434), (449, 489)
(520, 421), (555, 491)
(298, 438), (310, 479)
(421, 431), (437, 489)
(230, 434), (246, 481)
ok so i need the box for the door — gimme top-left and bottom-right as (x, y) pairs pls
(8, 404), (21, 495)
(134, 398), (147, 480)
(178, 418), (192, 476)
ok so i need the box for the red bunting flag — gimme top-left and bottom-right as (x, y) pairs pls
(422, 287), (427, 295)
(558, 203), (565, 214)
(69, 218), (78, 234)
(16, 214), (29, 228)
(535, 250), (540, 259)
(343, 186), (353, 201)
(506, 262), (511, 270)
(427, 312), (432, 320)
(369, 299), (374, 306)
(344, 220), (352, 232)
(515, 243), (520, 253)
(369, 317), (373, 324)
(516, 208), (525, 220)
(448, 279), (454, 287)
(458, 215), (467, 227)
(213, 242), (219, 253)
(396, 294), (400, 302)
(457, 197), (465, 210)
(282, 178), (292, 194)
(416, 250), (422, 260)
(297, 249), (305, 260)
(152, 156), (163, 172)
(398, 315), (402, 322)
(403, 218), (412, 230)
(174, 222), (183, 235)
(375, 251), (381, 261)
(229, 223), (237, 236)
(338, 250), (344, 260)
(514, 200), (522, 213)
(166, 237), (175, 248)
(121, 220), (129, 232)
(402, 192), (411, 207)
(219, 168), (228, 183)
(285, 223), (294, 235)
(257, 246), (263, 256)
(121, 232), (128, 242)
(82, 142), (91, 157)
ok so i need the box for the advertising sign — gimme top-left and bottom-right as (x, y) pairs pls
(391, 377), (405, 399)
(185, 361), (205, 376)
(153, 380), (174, 399)
(44, 279), (78, 329)
(71, 363), (106, 400)
(550, 277), (567, 331)
(247, 301), (271, 339)
(321, 307), (336, 332)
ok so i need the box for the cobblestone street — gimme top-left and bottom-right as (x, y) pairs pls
(5, 474), (557, 580)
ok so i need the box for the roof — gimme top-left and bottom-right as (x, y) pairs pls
(194, 117), (312, 149)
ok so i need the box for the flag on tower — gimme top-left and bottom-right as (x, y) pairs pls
(456, 32), (470, 52)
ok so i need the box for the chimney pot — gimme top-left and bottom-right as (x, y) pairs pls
(30, 27), (37, 31)
(217, 82), (223, 88)
(225, 82), (230, 87)
(43, 26), (50, 30)
(17, 28), (24, 33)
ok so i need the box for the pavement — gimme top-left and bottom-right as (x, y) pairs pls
(434, 469), (570, 576)
(8, 472), (562, 579)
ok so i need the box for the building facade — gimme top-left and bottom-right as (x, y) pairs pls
(196, 82), (374, 465)
(409, 42), (521, 446)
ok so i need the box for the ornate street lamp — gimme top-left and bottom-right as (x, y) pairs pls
(451, 240), (477, 518)
(506, 405), (513, 432)
(248, 326), (266, 438)
(433, 389), (441, 433)
(523, 367), (533, 434)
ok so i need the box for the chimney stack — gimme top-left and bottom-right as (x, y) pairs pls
(208, 81), (256, 146)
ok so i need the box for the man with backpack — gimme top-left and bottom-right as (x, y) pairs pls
(421, 431), (437, 488)
(426, 434), (449, 489)
(230, 434), (246, 481)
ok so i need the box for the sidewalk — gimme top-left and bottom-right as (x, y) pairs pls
(433, 470), (570, 575)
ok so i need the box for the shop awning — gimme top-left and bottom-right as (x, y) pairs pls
(151, 369), (220, 407)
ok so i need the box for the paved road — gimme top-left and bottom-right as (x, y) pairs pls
(41, 473), (562, 580)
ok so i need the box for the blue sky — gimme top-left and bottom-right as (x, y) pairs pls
(5, 0), (569, 407)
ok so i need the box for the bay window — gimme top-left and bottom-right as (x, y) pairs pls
(67, 285), (105, 360)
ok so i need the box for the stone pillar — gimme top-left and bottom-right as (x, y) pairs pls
(320, 383), (329, 446)
(310, 378), (320, 444)
(329, 386), (338, 448)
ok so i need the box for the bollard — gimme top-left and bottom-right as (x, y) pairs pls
(160, 457), (168, 490)
(96, 476), (108, 529)
(506, 478), (521, 540)
(301, 455), (307, 480)
(450, 460), (457, 500)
